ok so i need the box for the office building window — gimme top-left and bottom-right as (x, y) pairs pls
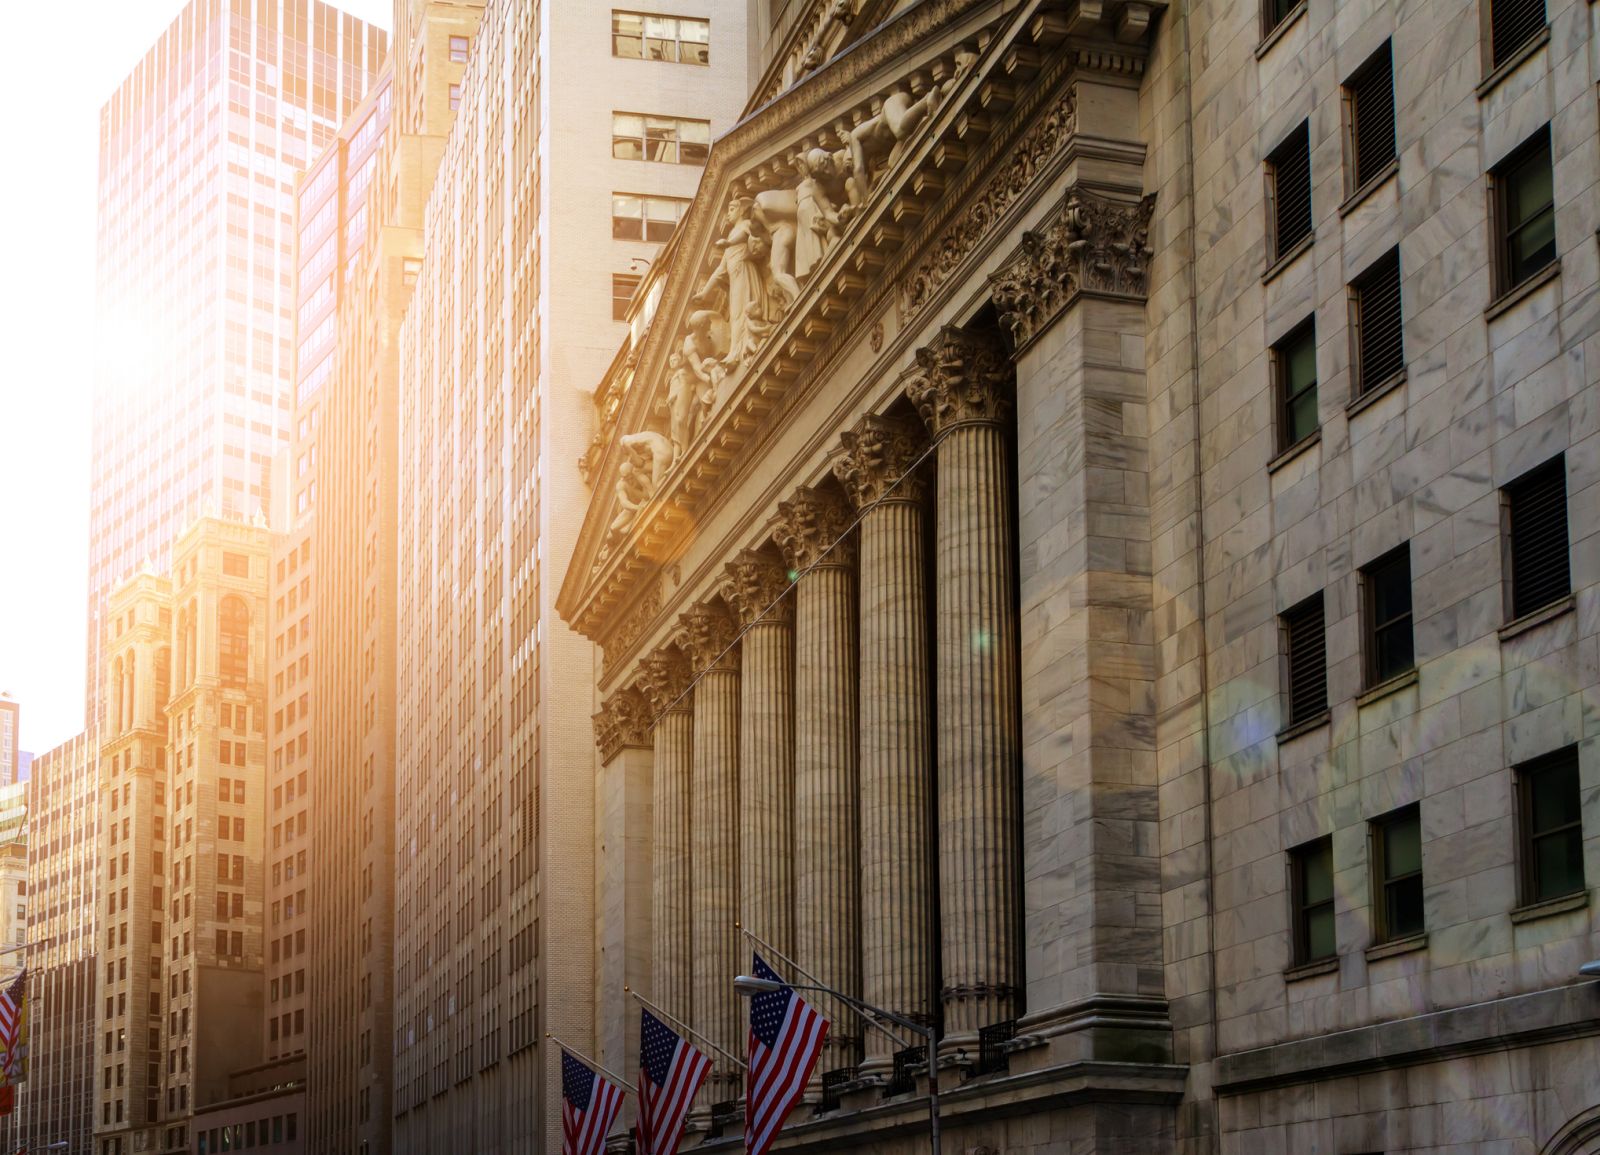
(1518, 746), (1585, 904)
(1273, 318), (1318, 449)
(1490, 126), (1556, 296)
(1343, 41), (1395, 193)
(1488, 0), (1545, 68)
(612, 193), (691, 242)
(449, 35), (469, 63)
(1349, 248), (1404, 394)
(1282, 593), (1327, 727)
(1261, 0), (1301, 38)
(1504, 455), (1570, 620)
(612, 112), (711, 165)
(1291, 837), (1335, 964)
(1266, 121), (1312, 262)
(1371, 805), (1423, 941)
(1362, 546), (1413, 687)
(612, 274), (642, 322)
(612, 12), (710, 64)
(448, 84), (461, 111)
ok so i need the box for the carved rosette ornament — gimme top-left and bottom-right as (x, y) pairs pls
(593, 686), (653, 763)
(988, 187), (1157, 350)
(679, 599), (741, 674)
(639, 645), (694, 716)
(773, 485), (856, 572)
(722, 548), (793, 628)
(833, 413), (928, 510)
(903, 327), (1014, 437)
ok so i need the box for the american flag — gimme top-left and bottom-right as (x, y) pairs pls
(0, 971), (24, 1079)
(561, 1048), (625, 1155)
(745, 954), (828, 1155)
(636, 1009), (711, 1155)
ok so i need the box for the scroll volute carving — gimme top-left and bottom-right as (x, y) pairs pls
(903, 326), (1014, 437)
(834, 412), (928, 509)
(988, 186), (1157, 350)
(639, 644), (694, 716)
(679, 598), (740, 674)
(593, 685), (652, 763)
(773, 484), (856, 572)
(722, 548), (793, 628)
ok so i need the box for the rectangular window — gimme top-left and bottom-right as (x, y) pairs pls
(611, 192), (691, 242)
(221, 552), (249, 577)
(1489, 0), (1545, 68)
(448, 84), (461, 111)
(1266, 122), (1312, 262)
(1518, 746), (1585, 904)
(448, 35), (469, 63)
(612, 274), (642, 322)
(1273, 318), (1318, 449)
(1343, 41), (1395, 193)
(1282, 593), (1327, 727)
(1362, 546), (1413, 687)
(612, 112), (711, 165)
(1490, 126), (1556, 297)
(1350, 248), (1404, 395)
(1504, 456), (1570, 620)
(1291, 837), (1336, 964)
(611, 11), (710, 64)
(1261, 0), (1301, 38)
(1371, 805), (1423, 942)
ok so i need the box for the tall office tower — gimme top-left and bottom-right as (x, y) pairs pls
(19, 732), (99, 1155)
(85, 0), (388, 731)
(95, 516), (271, 1155)
(392, 1), (755, 1147)
(0, 692), (19, 788)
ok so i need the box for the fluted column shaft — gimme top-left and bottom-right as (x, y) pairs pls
(690, 659), (740, 1097)
(836, 415), (933, 1071)
(907, 328), (1021, 1042)
(651, 705), (694, 1022)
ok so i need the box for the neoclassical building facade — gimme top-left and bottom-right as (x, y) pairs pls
(557, 0), (1600, 1151)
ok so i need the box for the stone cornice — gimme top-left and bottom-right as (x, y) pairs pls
(988, 184), (1156, 352)
(833, 412), (928, 508)
(593, 686), (652, 763)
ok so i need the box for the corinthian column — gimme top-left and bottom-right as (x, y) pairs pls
(905, 326), (1020, 1043)
(722, 549), (795, 961)
(834, 414), (933, 1074)
(773, 485), (860, 1074)
(640, 644), (694, 1023)
(680, 599), (742, 1102)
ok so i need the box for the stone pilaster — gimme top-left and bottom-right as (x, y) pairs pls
(681, 599), (742, 1101)
(773, 485), (861, 1073)
(905, 326), (1021, 1042)
(834, 414), (934, 1072)
(722, 549), (796, 962)
(640, 644), (694, 1023)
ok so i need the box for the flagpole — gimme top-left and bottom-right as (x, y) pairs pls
(545, 1032), (638, 1094)
(625, 986), (748, 1071)
(736, 923), (910, 1049)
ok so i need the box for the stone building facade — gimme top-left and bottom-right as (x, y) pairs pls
(557, 0), (1600, 1152)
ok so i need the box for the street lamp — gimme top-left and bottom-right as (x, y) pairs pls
(1581, 961), (1600, 978)
(734, 974), (941, 1155)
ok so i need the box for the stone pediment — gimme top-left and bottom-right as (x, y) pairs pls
(557, 0), (1166, 650)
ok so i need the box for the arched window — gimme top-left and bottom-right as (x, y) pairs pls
(219, 597), (250, 690)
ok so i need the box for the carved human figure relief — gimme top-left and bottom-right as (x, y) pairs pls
(692, 197), (784, 371)
(793, 149), (844, 281)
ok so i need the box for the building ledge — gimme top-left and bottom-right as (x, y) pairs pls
(1283, 957), (1339, 983)
(1267, 428), (1321, 475)
(1338, 158), (1398, 218)
(1499, 594), (1575, 642)
(1365, 931), (1427, 963)
(1476, 26), (1550, 100)
(1345, 369), (1407, 418)
(1510, 890), (1589, 925)
(1255, 1), (1307, 59)
(1485, 260), (1561, 322)
(1355, 667), (1418, 709)
(1276, 709), (1330, 743)
(1262, 233), (1313, 285)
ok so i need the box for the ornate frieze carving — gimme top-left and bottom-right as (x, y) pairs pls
(773, 486), (856, 572)
(722, 549), (794, 628)
(988, 186), (1156, 349)
(903, 327), (1014, 436)
(593, 686), (653, 763)
(640, 645), (694, 717)
(900, 86), (1077, 319)
(833, 413), (928, 509)
(679, 599), (741, 674)
(603, 580), (663, 677)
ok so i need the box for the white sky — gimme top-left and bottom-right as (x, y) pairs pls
(0, 0), (394, 757)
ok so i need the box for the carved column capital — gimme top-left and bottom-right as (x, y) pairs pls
(722, 549), (793, 628)
(903, 327), (1014, 437)
(988, 186), (1157, 351)
(773, 485), (855, 572)
(679, 599), (741, 674)
(640, 645), (694, 716)
(593, 686), (653, 763)
(833, 413), (929, 510)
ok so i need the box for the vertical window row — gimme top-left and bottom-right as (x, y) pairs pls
(1266, 122), (1313, 264)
